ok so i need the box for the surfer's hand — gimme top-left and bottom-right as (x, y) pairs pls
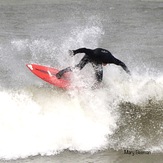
(126, 68), (131, 75)
(68, 50), (74, 57)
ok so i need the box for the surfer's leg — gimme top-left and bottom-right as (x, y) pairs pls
(91, 63), (103, 89)
(92, 63), (103, 82)
(56, 67), (72, 79)
(75, 55), (90, 70)
(56, 55), (90, 79)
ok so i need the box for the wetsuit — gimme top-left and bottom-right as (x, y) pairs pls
(56, 48), (130, 82)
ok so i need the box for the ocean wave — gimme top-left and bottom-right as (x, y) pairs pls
(0, 71), (163, 159)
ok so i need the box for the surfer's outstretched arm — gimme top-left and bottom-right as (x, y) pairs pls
(72, 48), (88, 55)
(113, 58), (131, 75)
(69, 48), (93, 57)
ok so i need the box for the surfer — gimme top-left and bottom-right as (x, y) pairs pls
(56, 48), (130, 86)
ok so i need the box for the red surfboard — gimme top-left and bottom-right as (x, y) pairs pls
(26, 64), (70, 89)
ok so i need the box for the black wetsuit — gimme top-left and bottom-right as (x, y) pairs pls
(56, 48), (130, 82)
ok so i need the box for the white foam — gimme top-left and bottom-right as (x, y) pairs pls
(0, 87), (118, 159)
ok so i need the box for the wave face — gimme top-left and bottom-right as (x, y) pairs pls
(0, 0), (163, 160)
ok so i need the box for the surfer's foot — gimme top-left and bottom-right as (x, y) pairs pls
(56, 72), (62, 79)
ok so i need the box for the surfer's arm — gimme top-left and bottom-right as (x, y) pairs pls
(113, 58), (131, 75)
(69, 48), (89, 56)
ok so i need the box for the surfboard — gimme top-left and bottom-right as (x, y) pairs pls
(26, 64), (70, 89)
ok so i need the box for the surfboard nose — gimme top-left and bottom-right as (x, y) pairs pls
(26, 64), (33, 70)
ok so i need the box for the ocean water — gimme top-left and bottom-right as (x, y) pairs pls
(0, 0), (163, 162)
